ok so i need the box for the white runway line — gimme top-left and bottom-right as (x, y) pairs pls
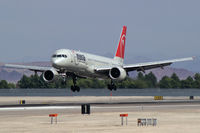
(93, 104), (200, 109)
(0, 106), (80, 111)
(0, 104), (199, 111)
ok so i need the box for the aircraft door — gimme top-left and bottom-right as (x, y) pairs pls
(71, 50), (79, 65)
(74, 53), (79, 65)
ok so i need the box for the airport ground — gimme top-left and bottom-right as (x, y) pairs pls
(0, 96), (200, 133)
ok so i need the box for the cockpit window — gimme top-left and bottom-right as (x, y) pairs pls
(52, 54), (67, 58)
(52, 55), (56, 58)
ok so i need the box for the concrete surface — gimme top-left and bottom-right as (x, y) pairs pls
(0, 96), (199, 105)
(0, 96), (199, 133)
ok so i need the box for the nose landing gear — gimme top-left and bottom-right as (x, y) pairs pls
(71, 76), (80, 92)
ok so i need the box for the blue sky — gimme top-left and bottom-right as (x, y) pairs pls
(0, 0), (199, 71)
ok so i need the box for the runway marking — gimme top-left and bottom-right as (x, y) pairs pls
(0, 106), (80, 111)
(0, 104), (199, 111)
(93, 104), (200, 109)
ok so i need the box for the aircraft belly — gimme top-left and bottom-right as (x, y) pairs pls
(77, 71), (108, 79)
(67, 65), (107, 79)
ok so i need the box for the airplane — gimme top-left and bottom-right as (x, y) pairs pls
(4, 26), (194, 92)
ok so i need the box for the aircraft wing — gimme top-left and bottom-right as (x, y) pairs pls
(123, 57), (194, 72)
(95, 57), (194, 73)
(4, 64), (52, 72)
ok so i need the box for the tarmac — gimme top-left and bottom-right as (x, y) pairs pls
(0, 96), (200, 133)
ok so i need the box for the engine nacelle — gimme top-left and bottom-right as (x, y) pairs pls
(109, 67), (127, 81)
(43, 68), (59, 82)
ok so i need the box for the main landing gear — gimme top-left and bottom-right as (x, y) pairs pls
(71, 76), (80, 92)
(107, 80), (117, 91)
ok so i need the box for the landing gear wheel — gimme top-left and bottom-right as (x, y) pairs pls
(107, 80), (117, 91)
(76, 86), (80, 92)
(113, 85), (117, 91)
(71, 85), (80, 92)
(107, 84), (112, 91)
(71, 75), (81, 92)
(71, 86), (76, 92)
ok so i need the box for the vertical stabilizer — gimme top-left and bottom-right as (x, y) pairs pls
(114, 26), (127, 65)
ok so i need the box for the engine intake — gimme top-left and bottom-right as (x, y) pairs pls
(109, 67), (127, 81)
(43, 69), (59, 82)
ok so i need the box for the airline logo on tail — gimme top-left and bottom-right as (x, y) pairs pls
(115, 26), (127, 59)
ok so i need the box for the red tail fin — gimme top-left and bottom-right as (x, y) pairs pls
(115, 26), (127, 59)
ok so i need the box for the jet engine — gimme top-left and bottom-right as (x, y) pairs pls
(43, 68), (59, 82)
(109, 67), (127, 81)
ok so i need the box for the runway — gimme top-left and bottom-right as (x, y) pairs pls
(0, 96), (200, 133)
(0, 104), (200, 112)
(0, 101), (199, 116)
(0, 96), (199, 108)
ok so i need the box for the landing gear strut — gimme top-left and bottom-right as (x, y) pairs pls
(61, 77), (67, 85)
(71, 76), (80, 92)
(107, 80), (117, 91)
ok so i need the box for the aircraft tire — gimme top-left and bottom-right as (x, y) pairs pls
(113, 85), (117, 91)
(107, 84), (112, 91)
(71, 86), (76, 92)
(76, 86), (80, 92)
(107, 84), (117, 91)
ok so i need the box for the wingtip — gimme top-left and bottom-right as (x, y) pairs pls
(192, 56), (196, 60)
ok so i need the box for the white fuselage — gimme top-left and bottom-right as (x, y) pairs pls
(51, 49), (122, 79)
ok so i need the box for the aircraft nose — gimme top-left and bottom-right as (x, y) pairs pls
(52, 59), (63, 68)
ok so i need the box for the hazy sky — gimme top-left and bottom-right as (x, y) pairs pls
(0, 0), (199, 67)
